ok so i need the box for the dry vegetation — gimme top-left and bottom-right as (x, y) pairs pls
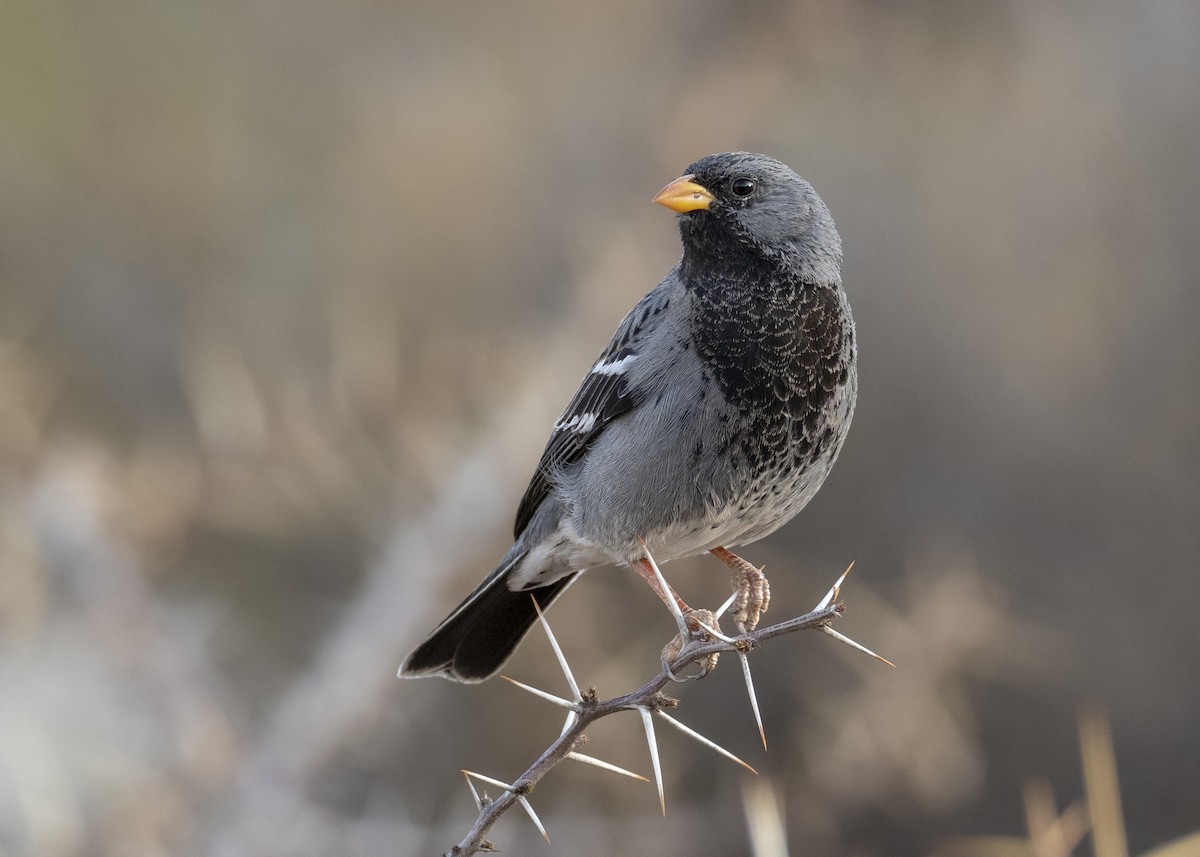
(1, 1), (1198, 855)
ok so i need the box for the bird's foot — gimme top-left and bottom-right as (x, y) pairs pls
(661, 609), (722, 681)
(710, 546), (771, 632)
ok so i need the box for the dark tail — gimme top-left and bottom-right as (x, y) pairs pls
(399, 556), (579, 683)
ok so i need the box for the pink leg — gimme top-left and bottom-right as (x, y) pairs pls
(631, 556), (692, 613)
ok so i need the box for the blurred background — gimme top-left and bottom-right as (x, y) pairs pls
(2, 1), (1198, 855)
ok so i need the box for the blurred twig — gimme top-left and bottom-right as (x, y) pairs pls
(928, 709), (1198, 857)
(742, 778), (789, 857)
(1022, 779), (1088, 857)
(201, 388), (547, 857)
(1079, 709), (1128, 857)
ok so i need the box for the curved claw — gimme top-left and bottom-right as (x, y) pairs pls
(661, 644), (713, 681)
(662, 657), (705, 682)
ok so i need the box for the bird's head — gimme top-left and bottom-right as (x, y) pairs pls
(654, 152), (842, 285)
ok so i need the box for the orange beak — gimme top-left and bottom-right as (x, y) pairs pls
(653, 174), (715, 213)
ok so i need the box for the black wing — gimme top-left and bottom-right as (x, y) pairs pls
(513, 286), (673, 537)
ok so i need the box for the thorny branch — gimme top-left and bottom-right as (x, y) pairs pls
(445, 561), (892, 856)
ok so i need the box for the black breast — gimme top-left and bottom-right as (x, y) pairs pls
(687, 268), (854, 466)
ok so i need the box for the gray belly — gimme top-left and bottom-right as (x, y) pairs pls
(562, 370), (855, 565)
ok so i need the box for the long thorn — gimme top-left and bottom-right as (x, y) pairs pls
(639, 538), (689, 637)
(714, 589), (740, 621)
(821, 625), (896, 667)
(518, 796), (550, 844)
(815, 561), (855, 611)
(566, 752), (649, 782)
(739, 651), (768, 749)
(692, 617), (739, 645)
(501, 675), (577, 710)
(464, 770), (550, 843)
(656, 710), (758, 774)
(557, 710), (578, 739)
(461, 770), (516, 792)
(638, 706), (666, 815)
(531, 597), (582, 701)
(462, 770), (484, 810)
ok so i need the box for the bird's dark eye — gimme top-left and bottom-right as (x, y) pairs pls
(731, 178), (756, 197)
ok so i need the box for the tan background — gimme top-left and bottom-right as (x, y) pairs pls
(2, 1), (1198, 855)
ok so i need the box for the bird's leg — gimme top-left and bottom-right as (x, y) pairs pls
(633, 549), (722, 681)
(631, 556), (692, 614)
(710, 546), (771, 631)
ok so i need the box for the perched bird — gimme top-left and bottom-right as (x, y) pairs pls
(401, 152), (856, 682)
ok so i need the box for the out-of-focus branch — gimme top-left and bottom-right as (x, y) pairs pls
(202, 387), (552, 857)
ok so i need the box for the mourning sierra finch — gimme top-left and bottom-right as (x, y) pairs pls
(401, 152), (856, 682)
